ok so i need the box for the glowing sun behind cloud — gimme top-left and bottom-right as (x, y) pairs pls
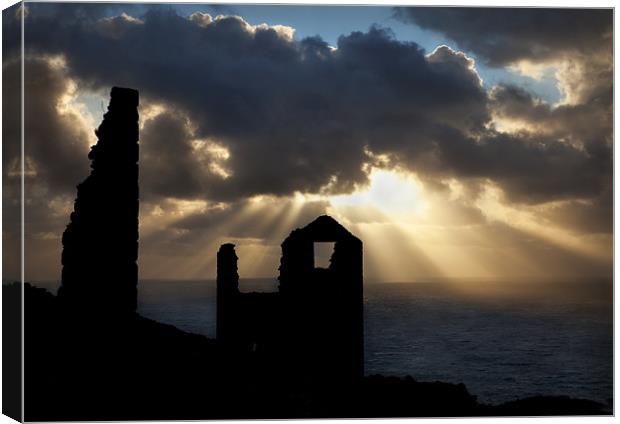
(329, 169), (427, 218)
(284, 168), (613, 284)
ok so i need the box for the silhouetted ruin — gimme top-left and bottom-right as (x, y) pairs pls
(13, 84), (608, 420)
(58, 87), (139, 315)
(217, 215), (364, 381)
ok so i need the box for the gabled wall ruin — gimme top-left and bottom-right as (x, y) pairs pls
(217, 215), (364, 381)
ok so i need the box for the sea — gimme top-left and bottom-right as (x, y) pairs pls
(26, 278), (613, 406)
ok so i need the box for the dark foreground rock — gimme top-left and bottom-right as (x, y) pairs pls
(11, 283), (608, 421)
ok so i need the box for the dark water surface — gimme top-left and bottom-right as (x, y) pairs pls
(30, 278), (612, 405)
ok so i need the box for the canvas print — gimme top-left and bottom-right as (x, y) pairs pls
(1, 2), (613, 421)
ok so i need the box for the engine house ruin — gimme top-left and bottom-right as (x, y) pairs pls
(217, 215), (364, 381)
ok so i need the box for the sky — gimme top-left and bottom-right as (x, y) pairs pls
(2, 3), (613, 283)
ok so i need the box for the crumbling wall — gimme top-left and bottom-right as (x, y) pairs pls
(58, 87), (139, 316)
(217, 243), (280, 353)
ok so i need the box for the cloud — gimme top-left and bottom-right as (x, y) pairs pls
(536, 187), (613, 235)
(3, 5), (612, 281)
(3, 56), (94, 200)
(394, 7), (612, 106)
(2, 55), (99, 280)
(17, 7), (483, 189)
(394, 7), (612, 66)
(94, 13), (144, 39)
(489, 84), (611, 147)
(9, 6), (610, 206)
(139, 107), (226, 200)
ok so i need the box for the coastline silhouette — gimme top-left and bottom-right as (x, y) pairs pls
(12, 87), (609, 420)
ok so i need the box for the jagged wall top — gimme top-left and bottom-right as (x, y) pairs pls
(58, 86), (140, 316)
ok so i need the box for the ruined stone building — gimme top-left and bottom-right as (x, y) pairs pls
(53, 85), (362, 382)
(58, 87), (139, 315)
(217, 215), (364, 381)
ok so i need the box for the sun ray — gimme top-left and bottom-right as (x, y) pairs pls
(476, 185), (610, 263)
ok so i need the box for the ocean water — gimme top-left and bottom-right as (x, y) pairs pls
(31, 278), (612, 405)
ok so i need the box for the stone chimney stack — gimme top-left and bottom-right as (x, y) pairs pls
(58, 87), (139, 316)
(216, 243), (239, 341)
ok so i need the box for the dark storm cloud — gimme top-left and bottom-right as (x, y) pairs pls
(393, 7), (612, 66)
(139, 110), (209, 200)
(489, 84), (612, 145)
(484, 83), (612, 207)
(4, 57), (91, 194)
(393, 7), (613, 108)
(3, 56), (94, 280)
(2, 3), (23, 281)
(11, 5), (612, 211)
(18, 6), (486, 199)
(3, 54), (92, 238)
(437, 129), (611, 204)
